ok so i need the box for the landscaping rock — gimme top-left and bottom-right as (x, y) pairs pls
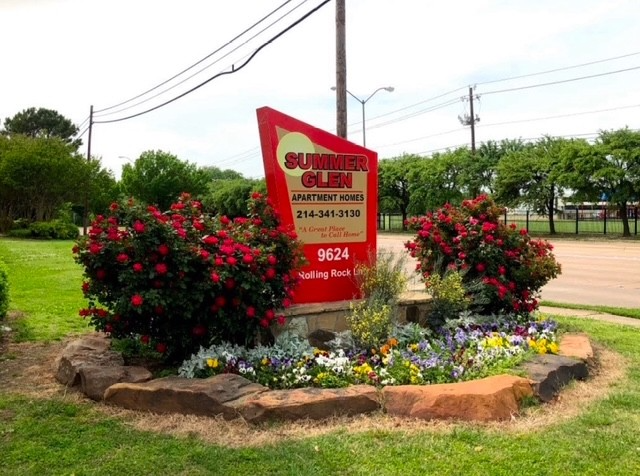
(521, 354), (588, 402)
(307, 329), (337, 350)
(104, 373), (268, 419)
(238, 385), (380, 424)
(79, 365), (153, 401)
(383, 375), (533, 421)
(559, 334), (594, 362)
(55, 335), (124, 386)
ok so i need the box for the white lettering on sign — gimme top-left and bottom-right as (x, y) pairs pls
(317, 247), (350, 262)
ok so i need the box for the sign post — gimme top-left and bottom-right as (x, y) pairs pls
(257, 107), (378, 304)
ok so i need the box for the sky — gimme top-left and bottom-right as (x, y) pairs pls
(2, 0), (640, 180)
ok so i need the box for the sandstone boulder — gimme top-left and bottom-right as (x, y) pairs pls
(383, 375), (533, 421)
(104, 373), (267, 419)
(238, 385), (380, 424)
(79, 365), (153, 401)
(559, 333), (594, 362)
(55, 335), (124, 386)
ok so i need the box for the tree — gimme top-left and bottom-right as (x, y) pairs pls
(460, 139), (528, 196)
(2, 107), (81, 150)
(407, 148), (467, 214)
(200, 165), (244, 182)
(120, 150), (210, 210)
(378, 154), (422, 229)
(0, 135), (88, 226)
(495, 136), (573, 235)
(201, 178), (266, 217)
(558, 128), (640, 237)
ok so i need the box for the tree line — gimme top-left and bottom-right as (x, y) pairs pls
(379, 129), (640, 236)
(0, 108), (264, 233)
(2, 107), (639, 237)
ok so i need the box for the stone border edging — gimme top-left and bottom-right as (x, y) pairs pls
(54, 333), (594, 423)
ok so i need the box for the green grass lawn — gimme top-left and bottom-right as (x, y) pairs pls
(0, 238), (90, 341)
(1, 318), (639, 475)
(2, 239), (640, 474)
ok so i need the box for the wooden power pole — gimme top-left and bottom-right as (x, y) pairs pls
(458, 86), (479, 154)
(335, 0), (347, 138)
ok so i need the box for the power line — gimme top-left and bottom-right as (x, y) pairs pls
(478, 103), (640, 129)
(476, 50), (640, 86)
(348, 86), (467, 127)
(94, 0), (310, 119)
(374, 126), (466, 149)
(76, 126), (90, 140)
(360, 97), (461, 132)
(354, 51), (640, 130)
(93, 0), (331, 125)
(482, 65), (640, 96)
(93, 0), (298, 115)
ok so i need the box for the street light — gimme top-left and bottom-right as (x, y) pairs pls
(118, 155), (134, 163)
(331, 86), (394, 146)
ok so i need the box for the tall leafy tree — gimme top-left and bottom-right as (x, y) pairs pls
(201, 178), (266, 217)
(408, 148), (467, 214)
(200, 165), (244, 182)
(558, 128), (640, 237)
(0, 135), (88, 224)
(120, 150), (210, 210)
(495, 136), (572, 234)
(461, 139), (528, 196)
(378, 154), (422, 229)
(2, 107), (81, 150)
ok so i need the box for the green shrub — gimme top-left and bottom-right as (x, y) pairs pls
(0, 260), (9, 320)
(29, 220), (79, 239)
(6, 229), (32, 239)
(73, 192), (305, 362)
(8, 220), (79, 240)
(406, 194), (561, 316)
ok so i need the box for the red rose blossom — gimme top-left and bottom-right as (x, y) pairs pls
(133, 220), (145, 233)
(133, 263), (144, 273)
(155, 343), (167, 353)
(155, 263), (168, 275)
(131, 294), (144, 307)
(158, 244), (170, 256)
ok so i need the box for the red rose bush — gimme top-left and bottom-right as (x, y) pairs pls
(405, 195), (561, 317)
(74, 192), (305, 361)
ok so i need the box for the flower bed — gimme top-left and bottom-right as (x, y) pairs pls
(179, 316), (559, 389)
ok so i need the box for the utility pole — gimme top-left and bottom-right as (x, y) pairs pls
(335, 0), (347, 138)
(458, 86), (480, 154)
(82, 105), (93, 236)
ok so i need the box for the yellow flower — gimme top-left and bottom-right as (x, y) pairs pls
(409, 343), (419, 352)
(548, 342), (559, 354)
(207, 358), (219, 369)
(261, 357), (270, 366)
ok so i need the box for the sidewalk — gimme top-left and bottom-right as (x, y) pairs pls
(539, 306), (640, 328)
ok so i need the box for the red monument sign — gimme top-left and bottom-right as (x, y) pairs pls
(257, 107), (378, 304)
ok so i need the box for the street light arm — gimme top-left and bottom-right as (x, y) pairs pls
(346, 89), (364, 103)
(363, 86), (394, 104)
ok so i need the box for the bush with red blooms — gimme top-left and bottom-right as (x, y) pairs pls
(405, 195), (561, 316)
(74, 192), (305, 361)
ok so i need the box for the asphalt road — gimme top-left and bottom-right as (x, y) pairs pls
(378, 234), (640, 309)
